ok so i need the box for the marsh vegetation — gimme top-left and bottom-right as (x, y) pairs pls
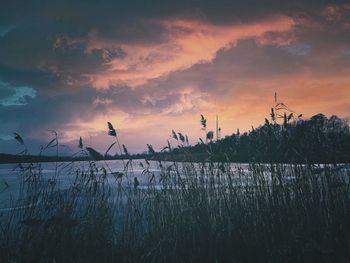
(1, 157), (350, 262)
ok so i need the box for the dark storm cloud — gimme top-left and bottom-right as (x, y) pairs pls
(0, 29), (110, 94)
(0, 88), (96, 135)
(0, 0), (347, 94)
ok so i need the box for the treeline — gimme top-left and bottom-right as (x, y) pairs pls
(0, 153), (149, 164)
(157, 114), (350, 163)
(3, 113), (350, 164)
(0, 154), (79, 164)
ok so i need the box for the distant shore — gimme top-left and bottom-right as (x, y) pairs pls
(0, 153), (148, 164)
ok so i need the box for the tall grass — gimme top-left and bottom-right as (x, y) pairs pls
(1, 156), (350, 262)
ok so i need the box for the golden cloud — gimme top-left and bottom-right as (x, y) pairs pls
(83, 15), (295, 89)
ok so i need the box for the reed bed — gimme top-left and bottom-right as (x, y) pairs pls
(1, 157), (350, 262)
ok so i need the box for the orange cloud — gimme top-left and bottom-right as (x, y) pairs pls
(84, 15), (295, 89)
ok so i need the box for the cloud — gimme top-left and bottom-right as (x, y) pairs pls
(0, 82), (36, 106)
(283, 43), (312, 56)
(83, 15), (295, 88)
(0, 25), (15, 37)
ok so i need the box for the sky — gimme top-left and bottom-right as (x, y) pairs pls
(0, 0), (350, 155)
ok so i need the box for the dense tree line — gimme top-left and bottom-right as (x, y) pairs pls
(3, 113), (349, 164)
(165, 114), (350, 163)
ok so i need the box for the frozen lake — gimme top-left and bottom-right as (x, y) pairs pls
(0, 160), (256, 210)
(1, 159), (347, 212)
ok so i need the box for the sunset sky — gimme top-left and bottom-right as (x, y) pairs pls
(0, 0), (350, 154)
